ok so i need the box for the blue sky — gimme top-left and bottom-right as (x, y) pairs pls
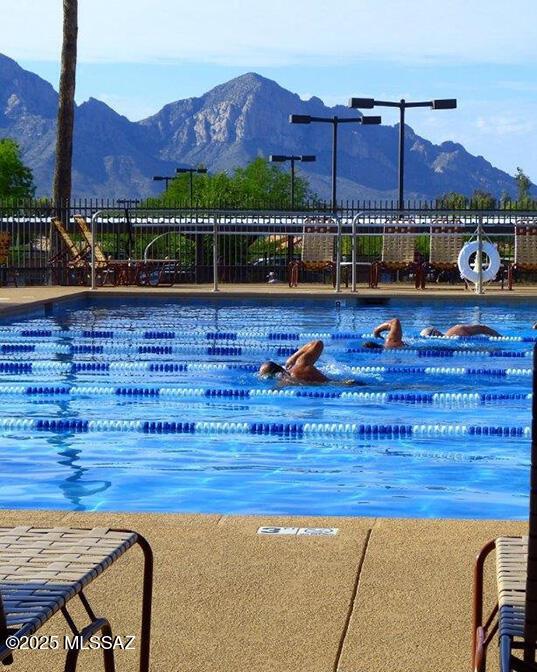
(5, 0), (537, 181)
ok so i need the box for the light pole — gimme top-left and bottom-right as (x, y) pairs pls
(269, 154), (316, 265)
(176, 167), (208, 283)
(269, 154), (316, 209)
(349, 97), (457, 209)
(116, 198), (140, 259)
(152, 175), (174, 190)
(176, 167), (208, 207)
(289, 114), (381, 214)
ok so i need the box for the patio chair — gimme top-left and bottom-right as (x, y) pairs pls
(288, 221), (336, 287)
(0, 525), (153, 671)
(49, 218), (89, 285)
(472, 345), (537, 671)
(0, 233), (17, 287)
(422, 222), (467, 289)
(507, 223), (537, 290)
(370, 223), (423, 289)
(74, 215), (116, 286)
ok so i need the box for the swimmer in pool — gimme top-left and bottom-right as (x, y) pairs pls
(366, 318), (406, 349)
(259, 340), (362, 386)
(420, 324), (501, 338)
(363, 319), (500, 349)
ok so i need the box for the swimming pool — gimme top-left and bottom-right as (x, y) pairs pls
(0, 296), (534, 519)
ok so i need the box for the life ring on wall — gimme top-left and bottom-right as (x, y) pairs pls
(457, 240), (501, 283)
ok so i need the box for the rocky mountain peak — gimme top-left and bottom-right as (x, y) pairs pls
(0, 56), (522, 200)
(0, 53), (58, 120)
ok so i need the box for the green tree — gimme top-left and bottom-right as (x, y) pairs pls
(152, 157), (313, 208)
(515, 167), (533, 208)
(437, 192), (467, 209)
(53, 0), (78, 207)
(470, 190), (496, 209)
(0, 139), (35, 199)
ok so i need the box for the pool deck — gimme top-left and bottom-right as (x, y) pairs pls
(2, 509), (524, 672)
(1, 282), (537, 318)
(0, 284), (531, 670)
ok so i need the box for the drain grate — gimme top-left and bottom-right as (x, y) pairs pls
(257, 527), (338, 536)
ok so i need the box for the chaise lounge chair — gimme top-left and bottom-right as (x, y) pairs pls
(370, 220), (423, 289)
(288, 219), (336, 287)
(422, 220), (467, 288)
(0, 526), (153, 671)
(508, 222), (537, 290)
(472, 345), (537, 671)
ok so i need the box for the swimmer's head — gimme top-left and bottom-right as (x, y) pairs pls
(362, 341), (384, 350)
(420, 326), (443, 337)
(259, 361), (286, 378)
(533, 322), (537, 330)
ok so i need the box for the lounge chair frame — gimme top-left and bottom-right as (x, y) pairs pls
(370, 220), (423, 289)
(0, 526), (153, 672)
(288, 218), (336, 288)
(422, 221), (467, 288)
(472, 345), (537, 671)
(508, 223), (537, 290)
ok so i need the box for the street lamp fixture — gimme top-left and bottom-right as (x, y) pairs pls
(269, 154), (317, 208)
(153, 175), (174, 189)
(348, 97), (457, 209)
(175, 167), (209, 207)
(289, 114), (381, 212)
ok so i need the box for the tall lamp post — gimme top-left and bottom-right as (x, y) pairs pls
(152, 175), (174, 190)
(289, 114), (381, 213)
(269, 154), (316, 265)
(349, 97), (457, 210)
(176, 167), (208, 207)
(176, 167), (208, 283)
(116, 198), (140, 259)
(269, 154), (316, 209)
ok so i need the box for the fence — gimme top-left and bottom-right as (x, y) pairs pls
(1, 199), (537, 291)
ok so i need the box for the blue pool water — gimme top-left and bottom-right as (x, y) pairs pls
(0, 296), (535, 519)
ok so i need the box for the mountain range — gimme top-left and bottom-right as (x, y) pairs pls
(0, 53), (521, 201)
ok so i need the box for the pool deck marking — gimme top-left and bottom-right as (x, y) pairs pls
(0, 509), (526, 672)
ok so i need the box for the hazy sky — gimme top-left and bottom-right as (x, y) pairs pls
(4, 0), (537, 180)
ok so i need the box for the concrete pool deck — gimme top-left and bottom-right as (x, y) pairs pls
(1, 283), (537, 318)
(1, 509), (525, 672)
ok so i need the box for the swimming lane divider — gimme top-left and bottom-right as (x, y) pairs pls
(0, 361), (531, 377)
(0, 417), (529, 438)
(0, 385), (529, 406)
(2, 326), (537, 344)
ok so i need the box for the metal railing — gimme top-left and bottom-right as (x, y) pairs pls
(0, 199), (537, 291)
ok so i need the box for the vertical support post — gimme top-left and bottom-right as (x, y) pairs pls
(212, 215), (219, 292)
(398, 101), (405, 211)
(90, 210), (100, 290)
(351, 213), (360, 293)
(332, 120), (341, 293)
(331, 119), (338, 213)
(476, 215), (484, 295)
(290, 158), (295, 210)
(335, 216), (341, 293)
(287, 159), (295, 265)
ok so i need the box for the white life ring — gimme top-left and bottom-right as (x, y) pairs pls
(457, 240), (501, 283)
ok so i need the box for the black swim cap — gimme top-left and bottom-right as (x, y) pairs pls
(362, 341), (383, 350)
(259, 361), (286, 377)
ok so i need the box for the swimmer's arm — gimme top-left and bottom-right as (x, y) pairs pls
(373, 321), (392, 339)
(285, 340), (324, 369)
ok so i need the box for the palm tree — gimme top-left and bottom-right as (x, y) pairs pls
(53, 0), (78, 211)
